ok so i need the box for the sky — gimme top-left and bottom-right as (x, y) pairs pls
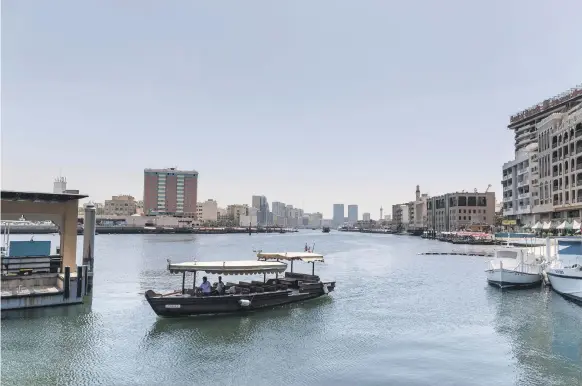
(2, 0), (582, 218)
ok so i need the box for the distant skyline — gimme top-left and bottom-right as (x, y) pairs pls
(2, 1), (582, 218)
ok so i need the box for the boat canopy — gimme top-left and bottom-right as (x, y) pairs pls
(257, 251), (325, 263)
(167, 260), (288, 275)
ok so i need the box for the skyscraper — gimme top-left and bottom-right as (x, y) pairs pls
(143, 168), (198, 216)
(347, 205), (358, 224)
(333, 204), (344, 227)
(252, 195), (270, 226)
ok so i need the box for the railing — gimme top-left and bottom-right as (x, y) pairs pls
(1, 255), (62, 275)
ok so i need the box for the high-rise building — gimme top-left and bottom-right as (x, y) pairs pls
(362, 212), (371, 222)
(252, 195), (270, 225)
(502, 85), (582, 226)
(332, 204), (344, 227)
(347, 205), (358, 224)
(143, 168), (198, 216)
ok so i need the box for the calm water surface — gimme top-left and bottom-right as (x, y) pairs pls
(2, 232), (581, 386)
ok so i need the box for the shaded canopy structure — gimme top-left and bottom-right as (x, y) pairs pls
(1, 190), (88, 270)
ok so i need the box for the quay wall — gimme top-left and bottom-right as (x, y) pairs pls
(2, 226), (298, 235)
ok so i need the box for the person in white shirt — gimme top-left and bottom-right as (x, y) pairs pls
(199, 276), (212, 295)
(216, 276), (225, 295)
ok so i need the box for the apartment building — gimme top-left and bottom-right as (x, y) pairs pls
(104, 195), (137, 216)
(226, 204), (249, 223)
(391, 203), (410, 230)
(503, 85), (582, 225)
(196, 199), (218, 222)
(143, 168), (198, 216)
(427, 191), (496, 232)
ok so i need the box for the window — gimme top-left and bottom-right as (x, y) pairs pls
(458, 196), (467, 206)
(468, 197), (477, 206)
(477, 197), (487, 206)
(463, 216), (466, 220)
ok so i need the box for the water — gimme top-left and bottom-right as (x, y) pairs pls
(2, 232), (581, 386)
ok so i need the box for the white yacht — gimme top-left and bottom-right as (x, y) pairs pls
(546, 239), (582, 303)
(485, 248), (544, 289)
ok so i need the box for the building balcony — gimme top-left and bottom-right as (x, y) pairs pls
(518, 192), (530, 199)
(516, 205), (531, 213)
(503, 196), (513, 202)
(503, 185), (513, 191)
(503, 209), (515, 216)
(517, 180), (529, 187)
(517, 168), (528, 175)
(576, 130), (582, 138)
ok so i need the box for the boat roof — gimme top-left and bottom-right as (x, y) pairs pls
(256, 251), (325, 263)
(167, 260), (288, 275)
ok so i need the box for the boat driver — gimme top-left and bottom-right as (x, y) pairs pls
(199, 276), (212, 296)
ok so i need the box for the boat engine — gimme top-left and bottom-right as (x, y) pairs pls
(238, 299), (251, 307)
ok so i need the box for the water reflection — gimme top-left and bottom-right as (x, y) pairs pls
(490, 287), (582, 385)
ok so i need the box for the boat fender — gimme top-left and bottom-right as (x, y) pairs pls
(239, 299), (251, 307)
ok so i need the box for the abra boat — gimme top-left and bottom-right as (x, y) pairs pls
(546, 239), (582, 303)
(485, 248), (543, 289)
(145, 254), (335, 317)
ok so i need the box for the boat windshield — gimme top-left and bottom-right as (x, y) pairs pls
(496, 250), (518, 259)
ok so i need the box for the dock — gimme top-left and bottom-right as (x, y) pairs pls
(419, 250), (494, 257)
(1, 190), (96, 311)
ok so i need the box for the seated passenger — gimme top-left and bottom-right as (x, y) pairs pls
(199, 276), (212, 295)
(216, 276), (225, 294)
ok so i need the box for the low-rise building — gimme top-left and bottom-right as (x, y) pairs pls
(196, 199), (218, 222)
(104, 195), (137, 216)
(427, 191), (496, 231)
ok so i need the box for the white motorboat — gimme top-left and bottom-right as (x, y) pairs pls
(546, 239), (582, 303)
(485, 248), (543, 289)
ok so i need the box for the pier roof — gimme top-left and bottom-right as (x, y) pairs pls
(1, 190), (88, 203)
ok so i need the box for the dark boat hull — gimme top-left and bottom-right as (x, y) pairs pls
(145, 282), (335, 317)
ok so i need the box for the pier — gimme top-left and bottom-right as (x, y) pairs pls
(1, 190), (95, 310)
(419, 250), (494, 257)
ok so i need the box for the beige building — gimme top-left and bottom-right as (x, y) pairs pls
(226, 204), (249, 223)
(196, 199), (218, 222)
(427, 191), (496, 231)
(104, 195), (137, 216)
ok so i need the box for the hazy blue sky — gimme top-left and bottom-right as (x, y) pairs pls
(2, 1), (581, 218)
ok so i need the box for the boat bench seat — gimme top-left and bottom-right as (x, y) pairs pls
(285, 272), (320, 282)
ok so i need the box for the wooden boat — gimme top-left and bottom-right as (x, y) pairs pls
(322, 226), (330, 233)
(145, 256), (335, 317)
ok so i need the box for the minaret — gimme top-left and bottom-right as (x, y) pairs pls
(380, 206), (383, 220)
(416, 185), (420, 201)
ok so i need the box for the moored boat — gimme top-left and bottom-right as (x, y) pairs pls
(546, 239), (582, 303)
(145, 256), (335, 317)
(322, 226), (330, 233)
(485, 248), (543, 289)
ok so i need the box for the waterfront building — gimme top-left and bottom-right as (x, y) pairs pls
(226, 204), (249, 223)
(252, 195), (270, 226)
(502, 85), (582, 226)
(239, 207), (258, 227)
(347, 205), (358, 224)
(362, 212), (371, 222)
(196, 199), (218, 222)
(333, 204), (344, 227)
(307, 212), (323, 228)
(392, 203), (410, 231)
(104, 195), (137, 216)
(412, 185), (429, 230)
(426, 191), (496, 232)
(143, 167), (198, 217)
